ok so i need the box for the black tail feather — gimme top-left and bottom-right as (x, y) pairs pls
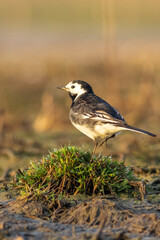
(122, 124), (156, 137)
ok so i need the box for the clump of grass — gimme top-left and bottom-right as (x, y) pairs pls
(14, 146), (138, 200)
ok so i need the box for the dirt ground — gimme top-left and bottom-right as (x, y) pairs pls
(0, 169), (160, 240)
(0, 125), (160, 240)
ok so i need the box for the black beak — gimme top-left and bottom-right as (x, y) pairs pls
(57, 86), (68, 90)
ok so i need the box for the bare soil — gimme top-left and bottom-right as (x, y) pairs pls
(0, 118), (159, 240)
(0, 174), (160, 240)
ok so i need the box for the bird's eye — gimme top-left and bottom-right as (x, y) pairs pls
(71, 85), (75, 89)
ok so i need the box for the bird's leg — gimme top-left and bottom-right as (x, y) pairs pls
(99, 138), (107, 148)
(99, 134), (116, 148)
(97, 138), (107, 158)
(91, 141), (98, 162)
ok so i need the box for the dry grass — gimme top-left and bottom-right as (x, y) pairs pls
(0, 56), (159, 132)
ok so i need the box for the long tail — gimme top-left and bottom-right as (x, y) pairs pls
(121, 124), (156, 137)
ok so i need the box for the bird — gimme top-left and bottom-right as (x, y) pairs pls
(58, 80), (156, 155)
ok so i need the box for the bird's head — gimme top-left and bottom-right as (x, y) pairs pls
(57, 80), (93, 101)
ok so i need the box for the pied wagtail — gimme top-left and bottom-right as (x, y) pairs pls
(58, 80), (156, 154)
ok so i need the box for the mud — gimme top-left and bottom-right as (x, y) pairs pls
(0, 179), (160, 240)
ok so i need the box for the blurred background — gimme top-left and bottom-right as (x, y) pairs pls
(0, 0), (160, 176)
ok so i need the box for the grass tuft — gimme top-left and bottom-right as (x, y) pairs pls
(14, 146), (139, 200)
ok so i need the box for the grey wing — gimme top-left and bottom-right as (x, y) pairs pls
(82, 110), (126, 126)
(71, 93), (126, 125)
(82, 94), (126, 124)
(94, 95), (125, 121)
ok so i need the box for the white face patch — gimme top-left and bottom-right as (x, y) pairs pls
(65, 82), (87, 99)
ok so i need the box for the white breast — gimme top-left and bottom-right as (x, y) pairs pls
(71, 121), (97, 140)
(71, 121), (123, 141)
